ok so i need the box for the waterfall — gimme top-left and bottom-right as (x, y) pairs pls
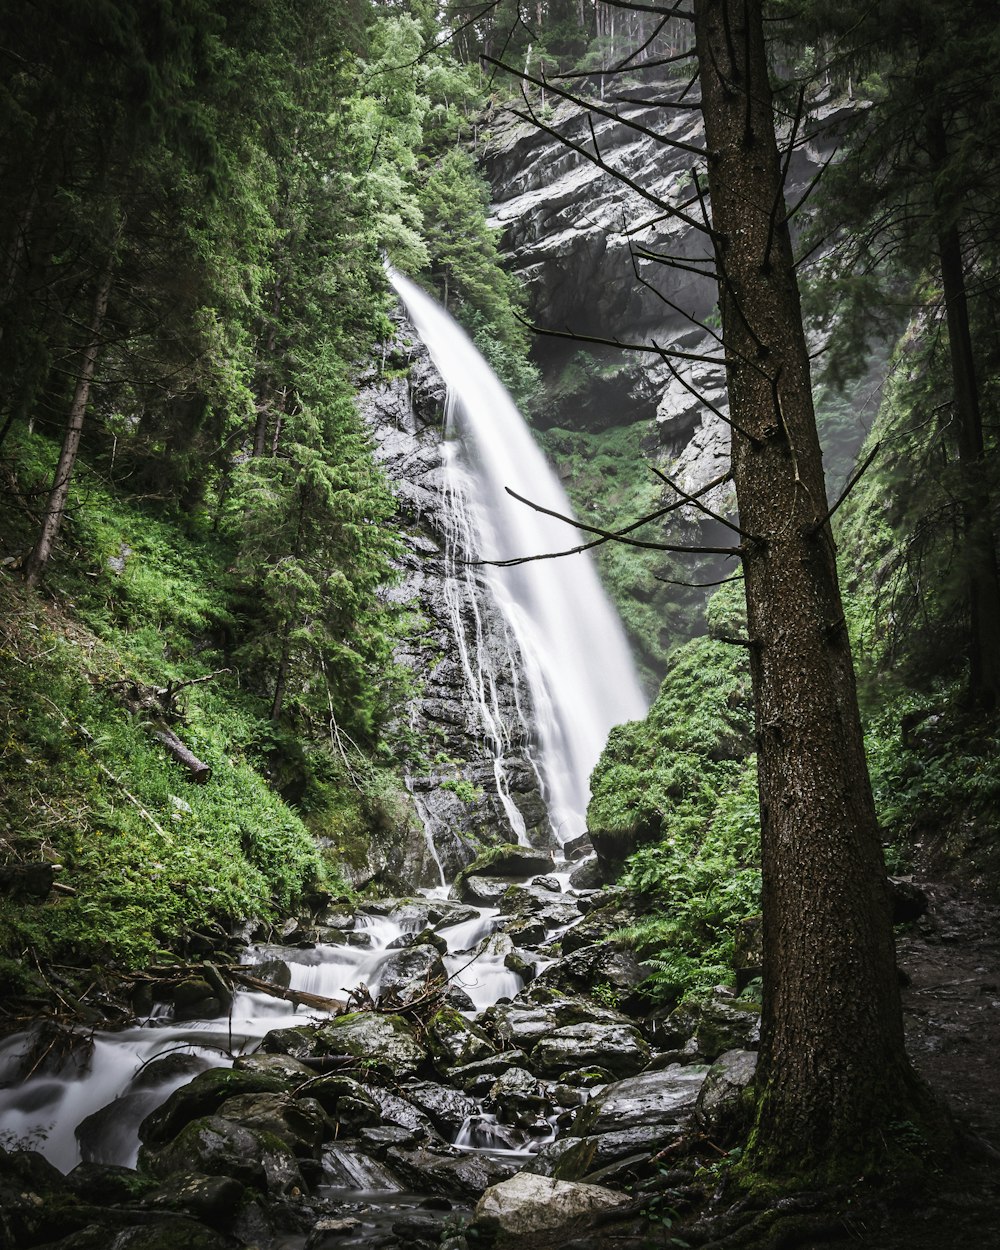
(389, 268), (647, 843)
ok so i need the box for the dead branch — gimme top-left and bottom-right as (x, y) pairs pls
(483, 485), (742, 560)
(483, 55), (708, 157)
(809, 442), (882, 534)
(648, 463), (752, 538)
(511, 309), (726, 366)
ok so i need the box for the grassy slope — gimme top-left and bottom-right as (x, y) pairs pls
(0, 433), (350, 989)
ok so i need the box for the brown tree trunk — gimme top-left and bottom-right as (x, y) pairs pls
(694, 0), (931, 1182)
(923, 113), (1000, 711)
(23, 242), (116, 590)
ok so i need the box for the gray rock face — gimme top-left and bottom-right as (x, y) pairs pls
(571, 1066), (708, 1137)
(695, 1048), (758, 1138)
(356, 317), (552, 883)
(472, 1172), (632, 1249)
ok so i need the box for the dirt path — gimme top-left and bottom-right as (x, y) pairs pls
(863, 880), (1000, 1248)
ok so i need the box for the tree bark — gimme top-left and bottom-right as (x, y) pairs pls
(693, 0), (931, 1182)
(23, 241), (116, 589)
(152, 727), (212, 784)
(923, 110), (1000, 710)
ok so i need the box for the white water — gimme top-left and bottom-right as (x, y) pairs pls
(389, 268), (647, 843)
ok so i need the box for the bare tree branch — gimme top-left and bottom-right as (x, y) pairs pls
(484, 55), (709, 157)
(648, 463), (752, 537)
(512, 308), (726, 365)
(463, 470), (737, 567)
(809, 442), (882, 534)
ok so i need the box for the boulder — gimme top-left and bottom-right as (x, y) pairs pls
(300, 1074), (380, 1126)
(471, 1172), (632, 1248)
(138, 1068), (289, 1148)
(139, 1115), (305, 1195)
(143, 1172), (251, 1230)
(499, 883), (580, 930)
(460, 843), (555, 881)
(457, 875), (511, 906)
(484, 1067), (551, 1123)
(214, 1092), (328, 1156)
(426, 1006), (497, 1070)
(373, 944), (447, 1003)
(694, 1048), (757, 1140)
(403, 1080), (479, 1136)
(447, 1050), (532, 1093)
(530, 1022), (650, 1080)
(659, 995), (760, 1062)
(383, 1143), (517, 1199)
(531, 944), (646, 1004)
(490, 992), (631, 1052)
(315, 1012), (426, 1077)
(571, 1066), (708, 1138)
(232, 1053), (314, 1082)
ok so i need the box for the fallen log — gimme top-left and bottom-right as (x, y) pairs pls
(227, 968), (347, 1016)
(152, 727), (211, 784)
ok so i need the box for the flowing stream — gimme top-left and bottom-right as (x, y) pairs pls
(0, 285), (651, 1246)
(389, 268), (647, 844)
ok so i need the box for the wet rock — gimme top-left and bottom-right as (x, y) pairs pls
(384, 1143), (517, 1199)
(427, 1006), (497, 1070)
(214, 1092), (329, 1157)
(498, 883), (580, 929)
(471, 1172), (632, 1248)
(315, 1012), (427, 1077)
(532, 944), (646, 1004)
(400, 1081), (479, 1135)
(447, 1050), (531, 1093)
(490, 992), (630, 1052)
(694, 1048), (757, 1140)
(567, 857), (604, 891)
(558, 892), (638, 956)
(258, 1025), (325, 1061)
(364, 1086), (437, 1138)
(140, 1115), (305, 1196)
(64, 1162), (158, 1205)
(571, 1066), (708, 1138)
(462, 844), (555, 881)
(358, 1124), (425, 1154)
(658, 995), (760, 1062)
(457, 875), (511, 906)
(374, 944), (447, 1002)
(170, 977), (222, 1021)
(427, 900), (482, 928)
(387, 926), (448, 955)
(530, 1022), (649, 1080)
(306, 1216), (364, 1248)
(130, 1052), (212, 1090)
(143, 1172), (251, 1230)
(303, 1074), (380, 1128)
(232, 1052), (314, 1082)
(484, 1067), (550, 1122)
(139, 1068), (290, 1148)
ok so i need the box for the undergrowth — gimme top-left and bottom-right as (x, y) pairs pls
(590, 612), (762, 1004)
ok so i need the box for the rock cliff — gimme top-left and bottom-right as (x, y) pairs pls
(357, 314), (549, 885)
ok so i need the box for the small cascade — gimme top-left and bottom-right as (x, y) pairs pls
(388, 268), (647, 844)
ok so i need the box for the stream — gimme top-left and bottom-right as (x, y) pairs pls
(0, 287), (711, 1249)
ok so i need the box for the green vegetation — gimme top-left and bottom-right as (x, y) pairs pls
(589, 583), (760, 1003)
(0, 0), (543, 979)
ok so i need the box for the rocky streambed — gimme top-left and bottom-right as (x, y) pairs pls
(0, 850), (762, 1250)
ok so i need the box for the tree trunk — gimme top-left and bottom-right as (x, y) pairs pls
(23, 243), (116, 590)
(694, 0), (931, 1182)
(937, 223), (1000, 710)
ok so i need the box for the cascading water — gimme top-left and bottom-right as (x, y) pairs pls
(389, 268), (647, 843)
